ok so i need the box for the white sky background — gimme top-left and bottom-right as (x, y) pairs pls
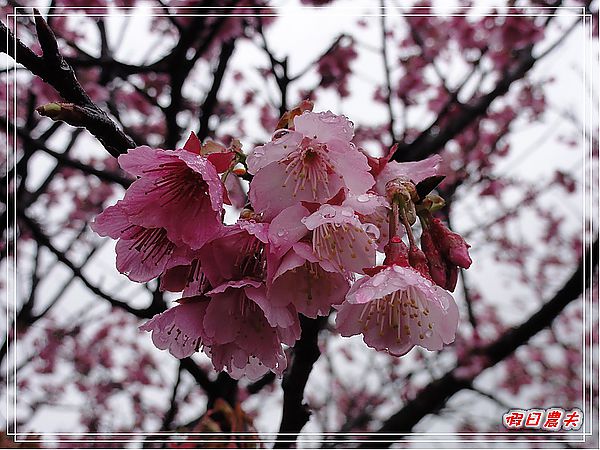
(3, 0), (599, 445)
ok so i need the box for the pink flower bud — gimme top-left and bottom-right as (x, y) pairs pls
(408, 244), (431, 281)
(430, 218), (472, 269)
(420, 227), (447, 288)
(383, 236), (409, 267)
(446, 265), (459, 292)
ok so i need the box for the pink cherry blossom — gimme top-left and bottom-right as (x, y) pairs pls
(117, 145), (225, 250)
(335, 265), (459, 356)
(140, 279), (298, 380)
(267, 204), (311, 258)
(160, 258), (206, 298)
(373, 154), (443, 196)
(269, 242), (350, 318)
(198, 220), (271, 288)
(91, 201), (192, 282)
(248, 111), (374, 219)
(139, 297), (210, 359)
(342, 192), (391, 251)
(203, 280), (297, 380)
(302, 204), (379, 275)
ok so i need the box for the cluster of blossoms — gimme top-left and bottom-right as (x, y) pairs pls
(93, 102), (471, 380)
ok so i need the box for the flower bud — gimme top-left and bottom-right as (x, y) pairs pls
(408, 244), (431, 280)
(385, 177), (417, 204)
(383, 236), (409, 267)
(430, 218), (472, 269)
(420, 227), (447, 288)
(419, 194), (446, 213)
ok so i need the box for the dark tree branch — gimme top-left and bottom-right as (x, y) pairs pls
(379, 0), (396, 143)
(274, 316), (326, 448)
(19, 211), (155, 318)
(180, 357), (215, 396)
(257, 21), (289, 117)
(0, 11), (136, 157)
(197, 39), (236, 141)
(16, 212), (220, 398)
(163, 5), (233, 148)
(160, 364), (183, 431)
(356, 237), (598, 448)
(246, 372), (276, 395)
(392, 15), (584, 163)
(2, 117), (132, 188)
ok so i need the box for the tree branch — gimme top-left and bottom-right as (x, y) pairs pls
(274, 316), (326, 448)
(197, 39), (236, 141)
(0, 11), (136, 157)
(392, 15), (584, 163)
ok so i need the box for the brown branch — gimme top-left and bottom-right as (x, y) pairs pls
(197, 39), (236, 141)
(274, 316), (326, 448)
(19, 211), (154, 318)
(2, 116), (132, 188)
(0, 11), (136, 157)
(392, 15), (584, 163)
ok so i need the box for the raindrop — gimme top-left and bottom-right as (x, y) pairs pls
(359, 286), (376, 300)
(372, 273), (386, 287)
(272, 129), (289, 140)
(341, 209), (353, 218)
(277, 230), (287, 237)
(321, 205), (337, 219)
(425, 330), (433, 338)
(357, 194), (371, 203)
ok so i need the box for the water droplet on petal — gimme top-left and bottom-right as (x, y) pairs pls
(321, 205), (337, 219)
(357, 287), (375, 301)
(341, 209), (353, 218)
(277, 230), (287, 237)
(393, 265), (403, 273)
(372, 273), (386, 286)
(357, 194), (370, 203)
(273, 129), (290, 140)
(425, 330), (433, 338)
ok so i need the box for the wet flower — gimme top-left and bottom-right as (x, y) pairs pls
(117, 143), (225, 250)
(247, 111), (374, 219)
(91, 201), (192, 282)
(335, 264), (459, 356)
(302, 204), (379, 275)
(140, 280), (299, 380)
(269, 242), (350, 318)
(139, 297), (210, 359)
(203, 280), (298, 381)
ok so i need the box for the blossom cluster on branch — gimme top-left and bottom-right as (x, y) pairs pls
(92, 101), (471, 381)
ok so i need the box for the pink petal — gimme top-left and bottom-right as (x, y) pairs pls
(117, 146), (164, 177)
(139, 298), (209, 359)
(249, 161), (344, 220)
(268, 204), (310, 258)
(91, 201), (131, 239)
(245, 284), (299, 328)
(374, 155), (443, 195)
(271, 248), (349, 318)
(247, 131), (303, 174)
(327, 139), (375, 194)
(294, 111), (354, 142)
(122, 176), (223, 250)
